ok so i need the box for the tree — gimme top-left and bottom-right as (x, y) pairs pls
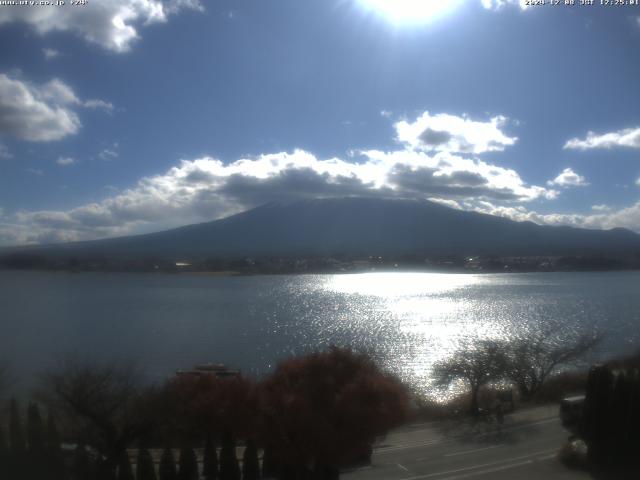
(72, 444), (93, 480)
(159, 448), (178, 480)
(46, 411), (65, 480)
(432, 339), (506, 415)
(242, 439), (260, 480)
(502, 328), (602, 400)
(117, 452), (134, 480)
(136, 447), (157, 480)
(9, 398), (26, 454)
(26, 403), (46, 479)
(178, 447), (199, 480)
(164, 374), (258, 442)
(259, 347), (409, 478)
(27, 403), (45, 455)
(202, 433), (218, 480)
(41, 357), (161, 479)
(0, 425), (7, 476)
(0, 424), (6, 453)
(260, 446), (277, 479)
(0, 360), (9, 396)
(219, 430), (240, 480)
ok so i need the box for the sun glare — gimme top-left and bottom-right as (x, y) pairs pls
(357, 0), (463, 25)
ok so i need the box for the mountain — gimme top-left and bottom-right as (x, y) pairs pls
(4, 197), (640, 260)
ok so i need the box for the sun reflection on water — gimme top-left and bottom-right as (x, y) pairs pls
(320, 272), (506, 399)
(325, 271), (480, 297)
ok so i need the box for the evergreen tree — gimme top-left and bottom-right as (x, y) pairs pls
(241, 439), (260, 480)
(25, 405), (46, 480)
(8, 398), (26, 480)
(584, 365), (614, 465)
(219, 430), (240, 480)
(136, 447), (157, 480)
(178, 447), (198, 480)
(0, 424), (6, 453)
(73, 444), (92, 480)
(202, 433), (218, 480)
(46, 411), (65, 480)
(0, 425), (8, 474)
(260, 446), (277, 479)
(9, 398), (26, 454)
(159, 448), (177, 480)
(27, 403), (45, 454)
(117, 451), (135, 480)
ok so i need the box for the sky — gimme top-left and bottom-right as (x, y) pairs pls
(0, 0), (640, 245)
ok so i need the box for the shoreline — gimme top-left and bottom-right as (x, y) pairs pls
(1, 266), (639, 276)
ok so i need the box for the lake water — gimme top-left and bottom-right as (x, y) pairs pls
(1, 270), (639, 395)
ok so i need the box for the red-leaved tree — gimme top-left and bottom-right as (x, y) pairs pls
(259, 347), (409, 479)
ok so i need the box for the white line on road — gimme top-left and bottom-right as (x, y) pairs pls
(435, 459), (533, 480)
(399, 448), (557, 480)
(398, 464), (409, 472)
(436, 455), (555, 480)
(443, 444), (502, 457)
(376, 417), (558, 454)
(378, 439), (441, 453)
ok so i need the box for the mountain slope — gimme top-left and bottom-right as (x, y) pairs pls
(5, 197), (640, 259)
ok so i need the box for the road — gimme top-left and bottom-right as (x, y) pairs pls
(343, 405), (589, 480)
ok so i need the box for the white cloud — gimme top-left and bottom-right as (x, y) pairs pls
(362, 148), (556, 201)
(481, 0), (529, 10)
(0, 142), (11, 159)
(41, 78), (81, 105)
(0, 0), (203, 53)
(42, 48), (60, 60)
(475, 200), (640, 233)
(84, 99), (115, 114)
(1, 143), (558, 244)
(0, 74), (80, 142)
(546, 168), (589, 187)
(591, 204), (611, 212)
(26, 168), (44, 176)
(56, 157), (76, 167)
(564, 127), (640, 150)
(14, 108), (640, 246)
(0, 73), (112, 143)
(395, 112), (517, 154)
(99, 148), (119, 161)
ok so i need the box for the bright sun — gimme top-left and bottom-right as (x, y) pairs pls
(357, 0), (462, 25)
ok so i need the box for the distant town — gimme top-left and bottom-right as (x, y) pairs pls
(2, 252), (639, 274)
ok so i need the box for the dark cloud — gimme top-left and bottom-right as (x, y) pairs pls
(419, 128), (452, 146)
(218, 167), (379, 206)
(389, 164), (522, 201)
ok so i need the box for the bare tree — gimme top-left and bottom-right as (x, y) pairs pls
(502, 328), (602, 400)
(432, 339), (506, 415)
(0, 360), (11, 397)
(41, 356), (160, 479)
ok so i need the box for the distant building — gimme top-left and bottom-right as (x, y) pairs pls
(175, 363), (241, 379)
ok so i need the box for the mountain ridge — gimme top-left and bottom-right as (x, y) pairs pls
(2, 197), (640, 264)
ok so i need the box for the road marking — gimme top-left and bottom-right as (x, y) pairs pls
(398, 464), (409, 472)
(435, 459), (533, 480)
(443, 444), (502, 457)
(376, 417), (558, 454)
(378, 439), (441, 453)
(436, 455), (554, 480)
(399, 448), (556, 480)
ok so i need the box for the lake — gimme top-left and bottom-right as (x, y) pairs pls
(1, 270), (639, 395)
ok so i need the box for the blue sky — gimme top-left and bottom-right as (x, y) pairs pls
(0, 0), (640, 245)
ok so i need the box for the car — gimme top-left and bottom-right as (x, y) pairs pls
(560, 395), (585, 432)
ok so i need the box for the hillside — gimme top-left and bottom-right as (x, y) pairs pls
(3, 198), (640, 263)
